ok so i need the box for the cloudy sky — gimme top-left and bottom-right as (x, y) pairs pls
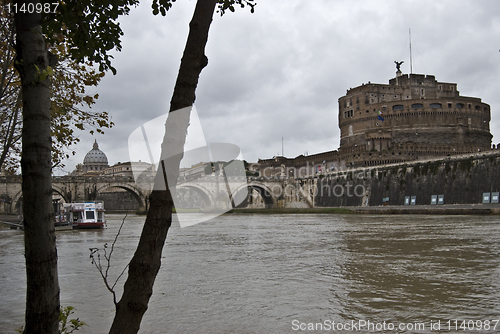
(59, 0), (500, 174)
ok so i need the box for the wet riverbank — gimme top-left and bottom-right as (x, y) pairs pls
(231, 203), (500, 215)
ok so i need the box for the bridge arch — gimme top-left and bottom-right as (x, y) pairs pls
(11, 186), (79, 214)
(95, 183), (146, 210)
(11, 190), (23, 214)
(51, 185), (69, 203)
(232, 182), (277, 208)
(175, 184), (213, 209)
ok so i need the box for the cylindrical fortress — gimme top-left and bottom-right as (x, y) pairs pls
(338, 73), (492, 167)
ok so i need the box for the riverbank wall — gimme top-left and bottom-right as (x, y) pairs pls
(313, 151), (500, 208)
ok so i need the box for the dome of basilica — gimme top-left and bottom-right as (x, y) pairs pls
(82, 140), (109, 173)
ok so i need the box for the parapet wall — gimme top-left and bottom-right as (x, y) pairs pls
(314, 151), (500, 207)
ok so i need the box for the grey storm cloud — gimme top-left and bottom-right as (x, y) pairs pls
(59, 0), (500, 175)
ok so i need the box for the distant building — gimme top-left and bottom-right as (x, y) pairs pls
(255, 150), (339, 178)
(338, 73), (492, 167)
(82, 140), (109, 174)
(76, 140), (155, 179)
(102, 161), (155, 178)
(179, 162), (211, 182)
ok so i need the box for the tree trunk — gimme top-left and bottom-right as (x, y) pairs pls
(14, 2), (60, 333)
(108, 1), (217, 333)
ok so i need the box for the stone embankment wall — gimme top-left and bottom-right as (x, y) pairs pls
(314, 152), (500, 207)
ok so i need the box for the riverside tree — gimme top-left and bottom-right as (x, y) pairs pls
(109, 1), (255, 332)
(13, 0), (138, 332)
(13, 0), (254, 333)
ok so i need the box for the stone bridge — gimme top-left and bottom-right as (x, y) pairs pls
(176, 176), (315, 209)
(0, 174), (317, 214)
(0, 175), (152, 214)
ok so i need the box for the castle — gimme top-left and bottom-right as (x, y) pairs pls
(256, 70), (494, 175)
(338, 72), (492, 167)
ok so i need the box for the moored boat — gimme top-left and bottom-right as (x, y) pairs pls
(64, 201), (106, 229)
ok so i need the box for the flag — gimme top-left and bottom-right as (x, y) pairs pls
(377, 110), (384, 121)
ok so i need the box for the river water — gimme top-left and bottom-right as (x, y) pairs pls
(1, 214), (500, 333)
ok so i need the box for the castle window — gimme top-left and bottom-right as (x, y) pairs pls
(475, 105), (481, 110)
(411, 103), (424, 109)
(392, 105), (404, 111)
(430, 103), (442, 109)
(421, 89), (425, 96)
(456, 103), (464, 109)
(468, 103), (471, 109)
(448, 103), (452, 108)
(438, 85), (442, 91)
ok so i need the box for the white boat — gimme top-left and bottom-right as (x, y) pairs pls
(63, 201), (106, 229)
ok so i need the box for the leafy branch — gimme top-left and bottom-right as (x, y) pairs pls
(16, 306), (87, 334)
(89, 215), (129, 306)
(59, 306), (87, 334)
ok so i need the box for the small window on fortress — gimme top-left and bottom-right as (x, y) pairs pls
(438, 85), (442, 91)
(392, 105), (404, 111)
(456, 103), (464, 109)
(475, 105), (481, 110)
(448, 103), (452, 108)
(430, 103), (442, 109)
(411, 103), (424, 109)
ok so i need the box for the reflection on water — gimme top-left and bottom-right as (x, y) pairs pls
(0, 214), (499, 333)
